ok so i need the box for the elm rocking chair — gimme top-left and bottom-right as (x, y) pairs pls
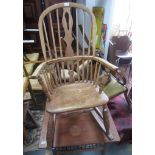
(35, 2), (119, 147)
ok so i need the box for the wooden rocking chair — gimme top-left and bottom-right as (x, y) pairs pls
(31, 2), (122, 147)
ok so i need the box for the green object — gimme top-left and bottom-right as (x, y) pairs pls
(103, 77), (127, 98)
(23, 53), (39, 76)
(93, 7), (104, 49)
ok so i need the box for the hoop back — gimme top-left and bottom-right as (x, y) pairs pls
(38, 2), (96, 60)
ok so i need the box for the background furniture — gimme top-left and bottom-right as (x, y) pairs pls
(108, 36), (132, 95)
(108, 36), (132, 109)
(23, 77), (38, 145)
(23, 52), (39, 76)
(108, 36), (132, 65)
(23, 0), (76, 54)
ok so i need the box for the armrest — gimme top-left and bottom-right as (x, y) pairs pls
(23, 60), (44, 65)
(93, 57), (118, 72)
(24, 57), (118, 72)
(32, 63), (45, 76)
(92, 57), (127, 85)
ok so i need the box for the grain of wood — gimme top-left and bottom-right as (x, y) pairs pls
(94, 61), (98, 83)
(95, 63), (101, 87)
(49, 13), (57, 58)
(56, 8), (63, 57)
(43, 21), (52, 59)
(76, 8), (79, 56)
(82, 10), (85, 56)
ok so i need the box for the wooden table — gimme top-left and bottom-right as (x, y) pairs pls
(39, 104), (120, 154)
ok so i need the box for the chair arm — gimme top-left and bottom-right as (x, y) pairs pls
(92, 57), (126, 85)
(23, 60), (44, 65)
(93, 57), (118, 72)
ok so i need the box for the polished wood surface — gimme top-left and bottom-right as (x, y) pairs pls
(46, 83), (108, 113)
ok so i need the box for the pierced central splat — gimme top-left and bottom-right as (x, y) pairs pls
(62, 7), (74, 57)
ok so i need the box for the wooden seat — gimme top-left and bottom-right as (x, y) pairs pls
(46, 82), (109, 113)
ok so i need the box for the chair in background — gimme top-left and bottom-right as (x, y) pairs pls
(23, 27), (40, 76)
(23, 70), (39, 145)
(111, 36), (132, 80)
(23, 52), (39, 76)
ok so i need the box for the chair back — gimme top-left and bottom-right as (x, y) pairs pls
(38, 2), (96, 60)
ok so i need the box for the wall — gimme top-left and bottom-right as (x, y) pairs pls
(95, 0), (115, 59)
(76, 0), (115, 59)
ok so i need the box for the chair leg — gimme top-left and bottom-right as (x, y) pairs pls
(124, 90), (132, 112)
(47, 113), (56, 148)
(102, 105), (113, 140)
(91, 108), (113, 140)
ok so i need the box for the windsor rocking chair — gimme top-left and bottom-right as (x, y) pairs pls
(33, 2), (120, 147)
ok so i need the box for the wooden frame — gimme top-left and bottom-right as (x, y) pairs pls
(38, 2), (96, 60)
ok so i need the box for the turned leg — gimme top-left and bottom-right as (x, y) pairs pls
(102, 105), (113, 140)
